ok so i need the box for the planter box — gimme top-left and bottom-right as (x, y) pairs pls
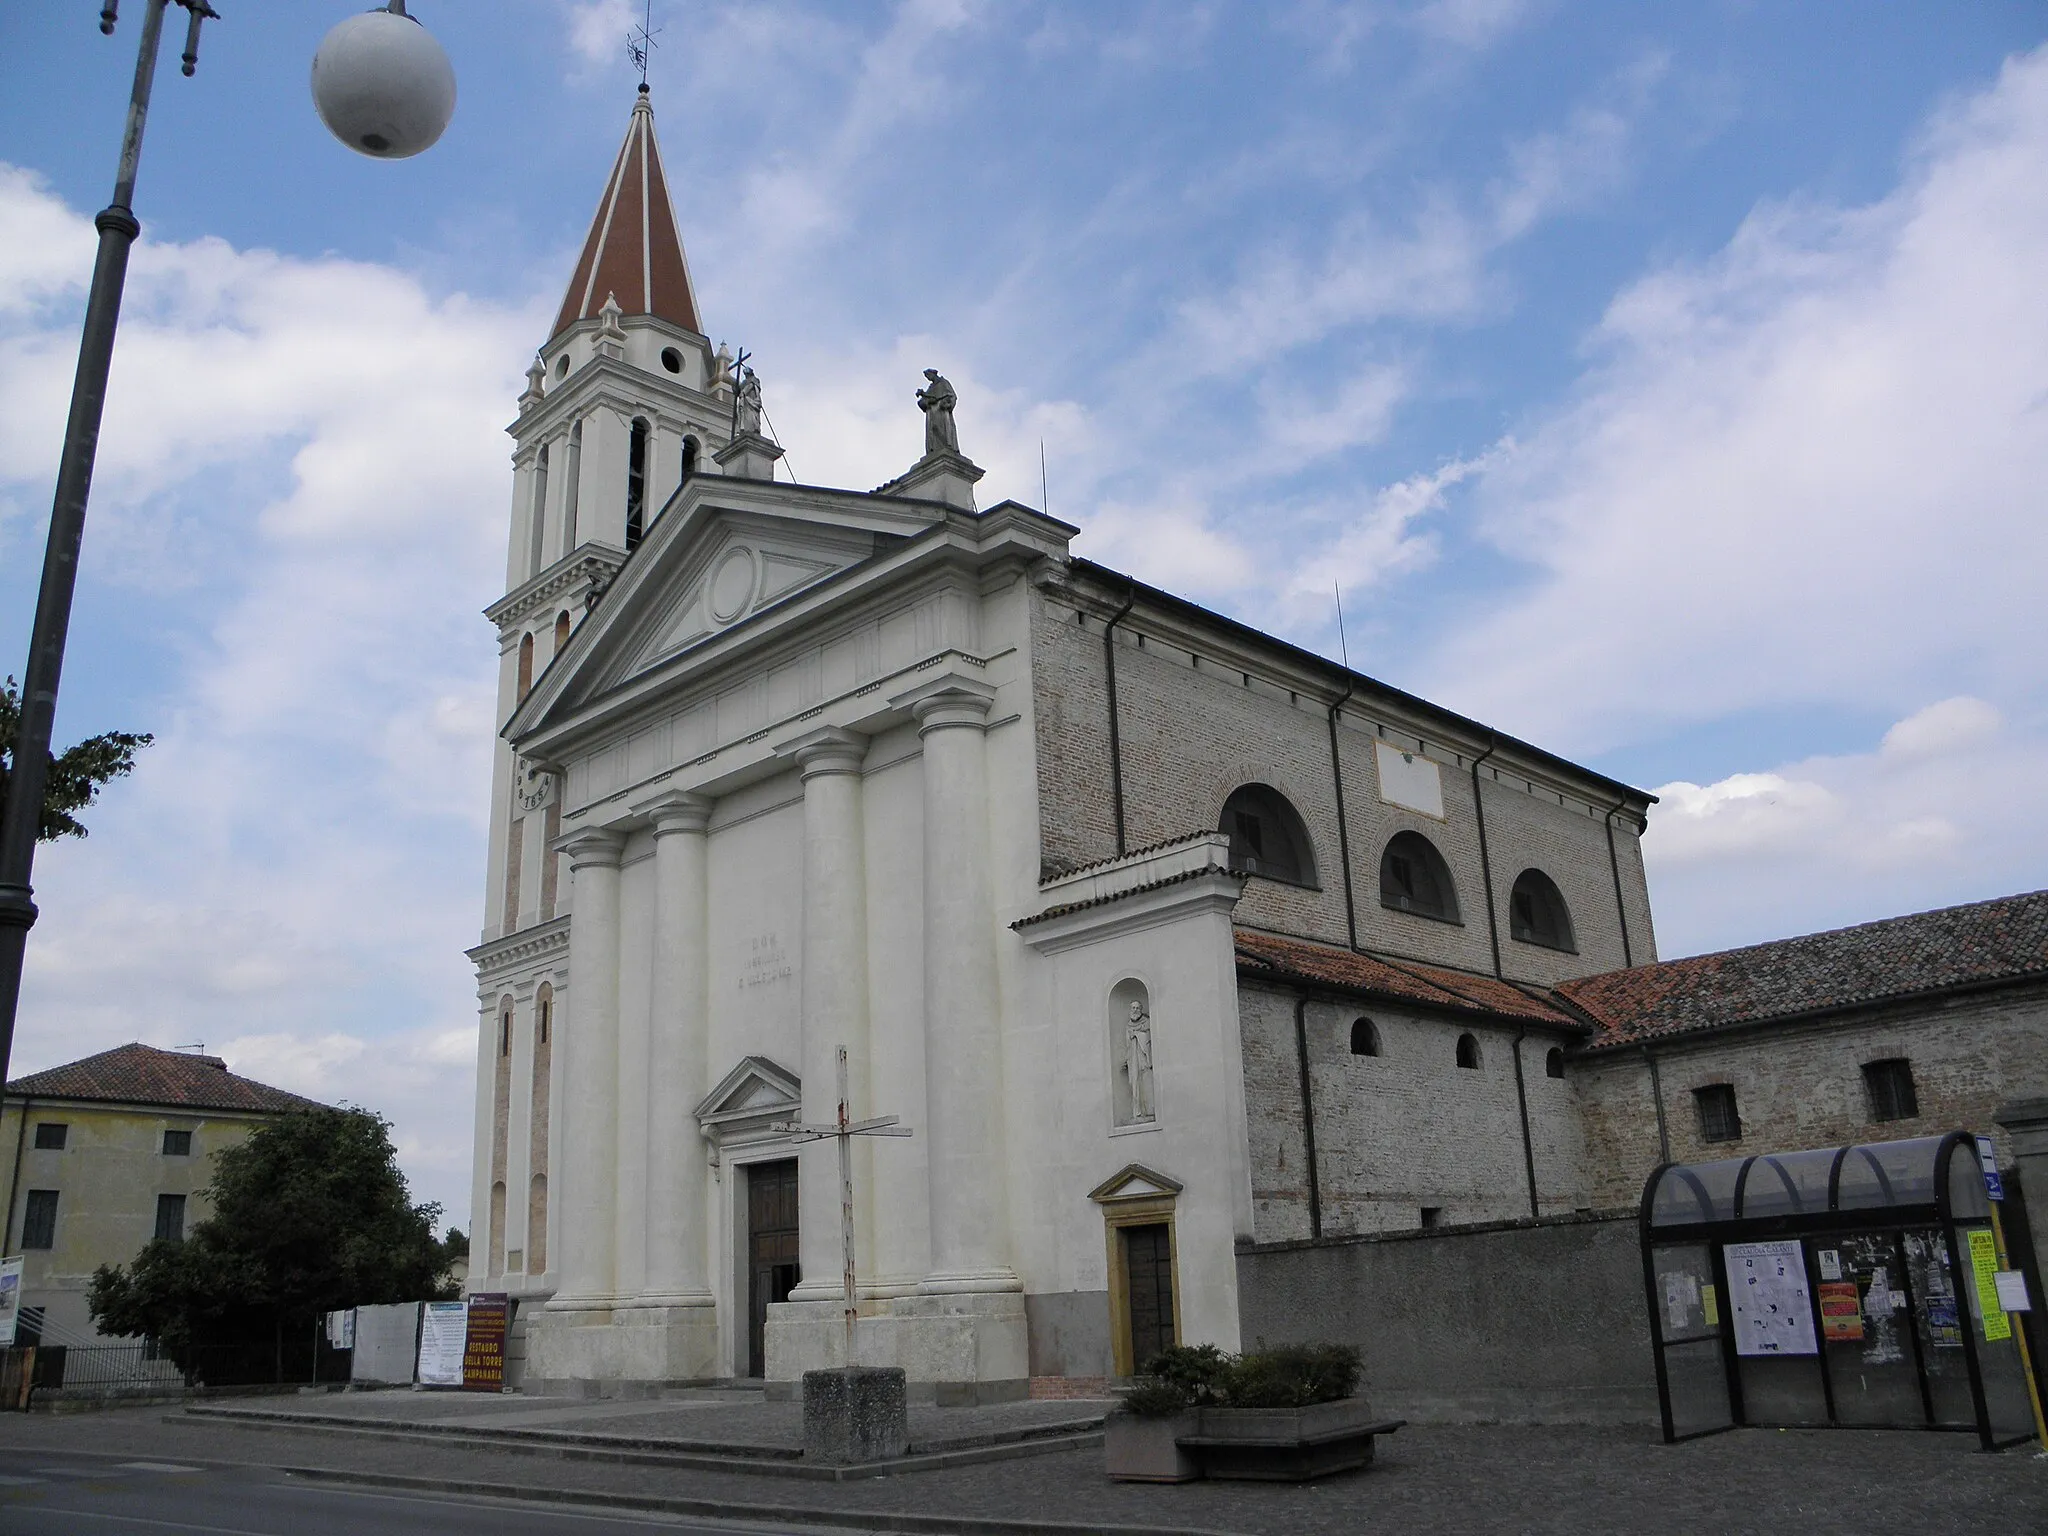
(1104, 1408), (1200, 1482)
(1179, 1397), (1402, 1482)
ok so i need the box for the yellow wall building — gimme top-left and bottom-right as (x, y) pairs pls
(1, 1044), (317, 1346)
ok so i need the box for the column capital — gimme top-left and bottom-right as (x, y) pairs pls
(555, 824), (626, 869)
(775, 724), (869, 778)
(891, 675), (996, 733)
(636, 788), (713, 836)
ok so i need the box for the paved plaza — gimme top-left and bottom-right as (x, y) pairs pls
(0, 1391), (2040, 1535)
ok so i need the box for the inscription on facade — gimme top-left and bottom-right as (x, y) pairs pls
(740, 933), (793, 991)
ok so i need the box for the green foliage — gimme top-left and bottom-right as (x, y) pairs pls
(0, 676), (152, 841)
(89, 1107), (453, 1362)
(1119, 1341), (1362, 1417)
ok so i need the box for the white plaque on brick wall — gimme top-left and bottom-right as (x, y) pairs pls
(1376, 740), (1445, 819)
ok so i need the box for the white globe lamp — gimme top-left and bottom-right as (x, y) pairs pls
(311, 2), (456, 159)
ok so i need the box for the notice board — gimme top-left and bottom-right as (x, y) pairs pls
(463, 1293), (511, 1391)
(1726, 1239), (1817, 1356)
(417, 1300), (468, 1386)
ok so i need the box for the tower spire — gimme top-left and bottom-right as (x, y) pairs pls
(550, 91), (701, 343)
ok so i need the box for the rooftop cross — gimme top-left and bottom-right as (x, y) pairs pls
(773, 1046), (912, 1367)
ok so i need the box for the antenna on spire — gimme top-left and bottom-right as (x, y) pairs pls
(1334, 581), (1352, 671)
(628, 0), (661, 90)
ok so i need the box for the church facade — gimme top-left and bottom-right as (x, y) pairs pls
(467, 91), (1664, 1396)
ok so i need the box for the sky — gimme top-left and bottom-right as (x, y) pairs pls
(2, 1), (2045, 1229)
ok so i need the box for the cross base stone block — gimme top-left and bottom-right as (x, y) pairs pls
(802, 1365), (909, 1464)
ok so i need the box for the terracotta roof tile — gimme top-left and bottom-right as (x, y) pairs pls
(1558, 889), (2048, 1049)
(1234, 929), (1583, 1029)
(5, 1043), (321, 1115)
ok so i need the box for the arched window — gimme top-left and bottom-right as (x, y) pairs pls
(1380, 831), (1459, 922)
(517, 634), (534, 699)
(553, 610), (571, 654)
(1510, 869), (1576, 952)
(536, 983), (552, 1046)
(1349, 1017), (1381, 1057)
(625, 416), (650, 551)
(1545, 1046), (1564, 1079)
(563, 421), (582, 548)
(529, 444), (549, 574)
(499, 1003), (513, 1057)
(680, 435), (699, 487)
(1218, 784), (1318, 886)
(1456, 1033), (1481, 1070)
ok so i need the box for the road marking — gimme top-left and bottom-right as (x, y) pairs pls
(0, 1512), (275, 1536)
(116, 1464), (202, 1475)
(0, 1476), (41, 1486)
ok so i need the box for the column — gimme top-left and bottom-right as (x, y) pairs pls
(640, 792), (715, 1304)
(909, 683), (1018, 1292)
(786, 728), (872, 1303)
(548, 826), (626, 1310)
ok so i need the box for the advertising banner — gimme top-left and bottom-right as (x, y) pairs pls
(462, 1293), (510, 1392)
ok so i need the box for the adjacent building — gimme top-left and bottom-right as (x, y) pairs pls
(0, 1044), (318, 1346)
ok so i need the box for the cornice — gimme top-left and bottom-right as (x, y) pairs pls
(467, 914), (571, 972)
(486, 548), (628, 632)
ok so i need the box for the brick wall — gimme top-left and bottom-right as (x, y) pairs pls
(1574, 983), (2048, 1208)
(1239, 980), (1590, 1242)
(1028, 577), (1655, 982)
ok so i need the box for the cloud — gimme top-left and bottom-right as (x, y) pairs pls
(563, 0), (639, 70)
(0, 166), (538, 1226)
(1426, 46), (2048, 753)
(1643, 697), (2047, 955)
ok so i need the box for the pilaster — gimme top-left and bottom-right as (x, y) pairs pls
(548, 825), (626, 1312)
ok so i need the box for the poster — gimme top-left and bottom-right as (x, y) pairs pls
(1817, 1281), (1863, 1342)
(1726, 1239), (1817, 1356)
(0, 1256), (21, 1348)
(324, 1309), (356, 1350)
(462, 1293), (510, 1392)
(417, 1300), (468, 1386)
(1966, 1229), (2011, 1342)
(1701, 1284), (1719, 1327)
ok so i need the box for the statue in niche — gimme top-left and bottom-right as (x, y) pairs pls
(1124, 999), (1155, 1122)
(916, 368), (959, 456)
(736, 366), (763, 437)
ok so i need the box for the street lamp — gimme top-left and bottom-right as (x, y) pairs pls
(0, 2), (457, 1088)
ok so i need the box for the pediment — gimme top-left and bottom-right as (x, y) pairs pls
(695, 1054), (801, 1125)
(1088, 1162), (1185, 1204)
(512, 476), (953, 737)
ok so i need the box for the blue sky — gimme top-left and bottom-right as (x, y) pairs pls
(3, 1), (2045, 1225)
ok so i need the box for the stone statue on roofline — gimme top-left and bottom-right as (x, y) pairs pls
(917, 368), (959, 457)
(736, 366), (763, 437)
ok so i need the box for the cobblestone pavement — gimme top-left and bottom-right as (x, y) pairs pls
(0, 1404), (2041, 1535)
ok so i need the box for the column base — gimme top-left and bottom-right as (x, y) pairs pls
(526, 1302), (721, 1391)
(764, 1292), (1028, 1399)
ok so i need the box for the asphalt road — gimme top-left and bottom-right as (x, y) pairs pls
(0, 1448), (814, 1536)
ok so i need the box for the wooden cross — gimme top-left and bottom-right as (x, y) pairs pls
(773, 1045), (911, 1366)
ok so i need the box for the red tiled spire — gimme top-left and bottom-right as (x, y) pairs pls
(550, 87), (702, 343)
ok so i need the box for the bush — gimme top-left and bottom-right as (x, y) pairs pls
(1118, 1341), (1361, 1417)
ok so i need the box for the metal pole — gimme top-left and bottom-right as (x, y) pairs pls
(837, 1046), (855, 1369)
(0, 2), (173, 1089)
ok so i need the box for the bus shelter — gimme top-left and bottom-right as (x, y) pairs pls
(1639, 1131), (2034, 1449)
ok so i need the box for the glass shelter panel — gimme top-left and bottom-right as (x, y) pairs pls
(1650, 1157), (1747, 1228)
(1651, 1244), (1732, 1438)
(1810, 1232), (1926, 1427)
(1739, 1150), (1837, 1220)
(1901, 1227), (1975, 1427)
(1958, 1224), (2035, 1444)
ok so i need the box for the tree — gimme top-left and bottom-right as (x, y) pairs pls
(89, 1107), (453, 1372)
(0, 676), (152, 841)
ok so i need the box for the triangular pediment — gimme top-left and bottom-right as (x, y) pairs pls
(1088, 1162), (1185, 1204)
(695, 1054), (800, 1125)
(509, 475), (953, 739)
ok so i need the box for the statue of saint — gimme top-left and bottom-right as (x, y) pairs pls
(916, 368), (959, 456)
(1124, 999), (1155, 1122)
(736, 367), (762, 437)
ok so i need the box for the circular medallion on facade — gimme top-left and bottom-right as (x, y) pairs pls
(707, 547), (757, 624)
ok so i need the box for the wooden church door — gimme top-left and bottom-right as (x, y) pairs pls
(1123, 1222), (1177, 1368)
(746, 1159), (800, 1379)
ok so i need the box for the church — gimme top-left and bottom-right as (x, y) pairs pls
(465, 92), (2042, 1403)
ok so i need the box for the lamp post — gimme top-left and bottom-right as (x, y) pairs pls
(0, 1), (455, 1091)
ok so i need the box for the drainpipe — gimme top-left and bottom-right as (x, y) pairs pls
(1644, 1045), (1670, 1163)
(1103, 583), (1137, 857)
(1293, 995), (1323, 1240)
(1511, 1026), (1539, 1219)
(1471, 735), (1503, 978)
(1604, 796), (1635, 968)
(2, 1095), (25, 1253)
(1327, 680), (1359, 950)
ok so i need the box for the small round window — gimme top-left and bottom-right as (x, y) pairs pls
(660, 346), (683, 375)
(553, 354), (570, 379)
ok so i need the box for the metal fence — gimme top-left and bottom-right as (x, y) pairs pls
(24, 1337), (352, 1392)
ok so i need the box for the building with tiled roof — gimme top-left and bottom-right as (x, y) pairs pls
(2, 1044), (322, 1347)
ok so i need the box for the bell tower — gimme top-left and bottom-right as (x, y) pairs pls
(483, 86), (732, 943)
